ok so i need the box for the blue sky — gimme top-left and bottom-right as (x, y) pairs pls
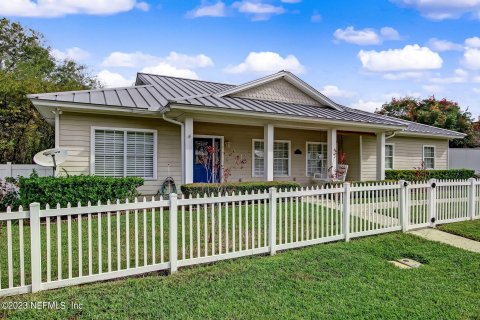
(1, 0), (480, 116)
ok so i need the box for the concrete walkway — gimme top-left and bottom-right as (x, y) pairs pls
(409, 228), (480, 253)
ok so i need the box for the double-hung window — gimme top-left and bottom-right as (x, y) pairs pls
(252, 140), (265, 177)
(93, 128), (156, 179)
(252, 139), (291, 177)
(306, 142), (327, 176)
(423, 145), (435, 169)
(385, 144), (394, 170)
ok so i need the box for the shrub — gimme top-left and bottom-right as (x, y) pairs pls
(19, 175), (144, 208)
(181, 181), (301, 197)
(0, 177), (21, 211)
(385, 169), (475, 181)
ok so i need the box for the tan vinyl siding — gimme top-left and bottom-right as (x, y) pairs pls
(361, 136), (377, 181)
(361, 135), (449, 181)
(340, 134), (361, 181)
(194, 123), (326, 185)
(388, 136), (448, 170)
(59, 112), (181, 195)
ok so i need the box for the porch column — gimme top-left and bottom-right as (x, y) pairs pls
(264, 124), (274, 181)
(184, 118), (194, 184)
(376, 131), (386, 180)
(327, 128), (337, 175)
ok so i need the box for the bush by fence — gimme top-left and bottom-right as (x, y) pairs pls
(19, 175), (144, 208)
(385, 169), (475, 181)
(181, 181), (301, 197)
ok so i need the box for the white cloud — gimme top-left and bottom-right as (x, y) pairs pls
(358, 44), (443, 72)
(462, 48), (480, 69)
(224, 51), (305, 75)
(320, 85), (355, 98)
(97, 70), (135, 88)
(232, 1), (285, 20)
(380, 27), (400, 40)
(472, 87), (480, 93)
(423, 84), (444, 94)
(430, 69), (468, 84)
(141, 63), (199, 79)
(0, 0), (146, 17)
(334, 26), (381, 45)
(135, 1), (149, 12)
(311, 11), (321, 23)
(51, 47), (90, 61)
(101, 51), (214, 69)
(187, 1), (226, 18)
(474, 76), (480, 83)
(427, 38), (463, 51)
(164, 52), (214, 69)
(350, 99), (384, 112)
(333, 26), (400, 45)
(465, 36), (480, 48)
(392, 0), (480, 20)
(383, 72), (426, 80)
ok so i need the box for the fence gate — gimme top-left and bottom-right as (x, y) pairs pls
(406, 181), (432, 230)
(405, 179), (477, 230)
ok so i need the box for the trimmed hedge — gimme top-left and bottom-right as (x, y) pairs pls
(19, 175), (144, 209)
(181, 181), (301, 197)
(385, 169), (475, 181)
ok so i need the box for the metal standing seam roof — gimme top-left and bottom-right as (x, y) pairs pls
(28, 72), (465, 138)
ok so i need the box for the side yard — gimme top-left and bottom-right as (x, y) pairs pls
(0, 233), (479, 319)
(438, 220), (480, 242)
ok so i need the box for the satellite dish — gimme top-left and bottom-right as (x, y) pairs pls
(34, 148), (68, 175)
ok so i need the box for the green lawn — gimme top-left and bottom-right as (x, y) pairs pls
(2, 202), (372, 287)
(438, 220), (480, 241)
(0, 232), (479, 319)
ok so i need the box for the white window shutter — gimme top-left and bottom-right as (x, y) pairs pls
(94, 130), (125, 177)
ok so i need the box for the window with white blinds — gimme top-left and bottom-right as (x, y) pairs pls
(252, 139), (290, 177)
(93, 129), (156, 178)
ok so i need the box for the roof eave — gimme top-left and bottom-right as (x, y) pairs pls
(30, 99), (161, 117)
(166, 102), (406, 131)
(395, 131), (465, 140)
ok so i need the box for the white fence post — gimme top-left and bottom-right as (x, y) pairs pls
(6, 162), (12, 177)
(269, 187), (277, 256)
(428, 179), (437, 227)
(169, 193), (178, 274)
(343, 182), (351, 242)
(30, 203), (42, 293)
(468, 178), (476, 221)
(399, 180), (408, 232)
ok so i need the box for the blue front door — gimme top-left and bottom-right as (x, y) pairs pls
(193, 137), (222, 183)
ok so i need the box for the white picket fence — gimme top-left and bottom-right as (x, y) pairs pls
(0, 179), (479, 297)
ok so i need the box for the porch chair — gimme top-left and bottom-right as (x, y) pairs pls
(312, 164), (349, 184)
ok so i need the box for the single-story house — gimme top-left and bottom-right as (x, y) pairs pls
(29, 71), (465, 194)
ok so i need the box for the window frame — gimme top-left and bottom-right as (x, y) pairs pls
(90, 126), (157, 180)
(422, 145), (436, 170)
(385, 143), (394, 170)
(252, 139), (265, 178)
(251, 139), (291, 177)
(305, 142), (328, 177)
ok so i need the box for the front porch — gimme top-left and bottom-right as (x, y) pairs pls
(182, 119), (387, 185)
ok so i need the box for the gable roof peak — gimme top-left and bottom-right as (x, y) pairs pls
(214, 71), (343, 111)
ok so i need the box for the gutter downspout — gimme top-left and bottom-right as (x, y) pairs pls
(386, 130), (400, 140)
(162, 114), (185, 185)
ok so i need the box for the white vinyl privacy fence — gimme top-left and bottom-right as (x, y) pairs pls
(1, 179), (479, 297)
(0, 162), (53, 179)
